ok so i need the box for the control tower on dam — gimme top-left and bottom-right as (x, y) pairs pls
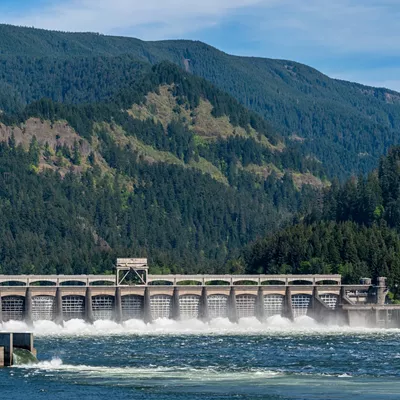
(0, 258), (397, 328)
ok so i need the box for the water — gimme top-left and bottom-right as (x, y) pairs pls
(12, 348), (38, 365)
(2, 316), (400, 399)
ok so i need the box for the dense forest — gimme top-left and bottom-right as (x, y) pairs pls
(1, 25), (400, 178)
(0, 139), (277, 274)
(0, 55), (149, 113)
(244, 147), (400, 292)
(0, 63), (320, 274)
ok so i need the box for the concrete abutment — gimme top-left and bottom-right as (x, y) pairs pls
(0, 332), (35, 367)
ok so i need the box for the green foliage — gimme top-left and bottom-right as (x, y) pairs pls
(244, 220), (400, 286)
(72, 140), (81, 165)
(244, 146), (400, 290)
(28, 136), (40, 166)
(314, 147), (400, 230)
(1, 24), (400, 179)
(0, 54), (148, 112)
(387, 292), (400, 304)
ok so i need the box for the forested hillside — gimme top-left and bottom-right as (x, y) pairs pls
(1, 24), (400, 178)
(2, 24), (400, 278)
(244, 147), (400, 292)
(0, 63), (320, 274)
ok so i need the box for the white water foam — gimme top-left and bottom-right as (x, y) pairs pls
(15, 357), (283, 381)
(15, 357), (359, 383)
(1, 315), (398, 337)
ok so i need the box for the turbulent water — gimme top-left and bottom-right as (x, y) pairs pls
(2, 316), (400, 399)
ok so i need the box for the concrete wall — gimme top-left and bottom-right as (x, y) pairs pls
(0, 333), (12, 366)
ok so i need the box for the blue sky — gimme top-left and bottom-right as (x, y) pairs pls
(1, 0), (400, 91)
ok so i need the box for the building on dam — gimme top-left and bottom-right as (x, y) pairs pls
(0, 258), (398, 328)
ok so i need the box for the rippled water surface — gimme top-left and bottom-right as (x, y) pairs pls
(2, 317), (400, 400)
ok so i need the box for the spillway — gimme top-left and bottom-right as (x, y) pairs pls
(150, 295), (172, 319)
(236, 295), (256, 319)
(32, 296), (55, 321)
(0, 269), (396, 328)
(121, 295), (143, 321)
(2, 296), (25, 322)
(292, 294), (312, 318)
(319, 294), (338, 309)
(92, 295), (114, 320)
(263, 294), (284, 317)
(207, 295), (228, 319)
(179, 295), (200, 320)
(62, 296), (85, 321)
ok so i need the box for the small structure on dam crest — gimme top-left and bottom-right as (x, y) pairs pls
(0, 258), (397, 327)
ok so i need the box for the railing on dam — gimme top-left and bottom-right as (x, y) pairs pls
(0, 274), (342, 286)
(147, 274), (342, 285)
(0, 275), (117, 286)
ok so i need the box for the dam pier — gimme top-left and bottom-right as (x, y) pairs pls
(0, 259), (397, 328)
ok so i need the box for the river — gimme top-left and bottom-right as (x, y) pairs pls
(1, 316), (400, 399)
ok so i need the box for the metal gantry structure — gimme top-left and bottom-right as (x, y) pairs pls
(116, 258), (148, 286)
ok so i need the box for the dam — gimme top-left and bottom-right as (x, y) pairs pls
(0, 258), (397, 327)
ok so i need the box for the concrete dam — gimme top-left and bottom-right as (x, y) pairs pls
(0, 259), (397, 328)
